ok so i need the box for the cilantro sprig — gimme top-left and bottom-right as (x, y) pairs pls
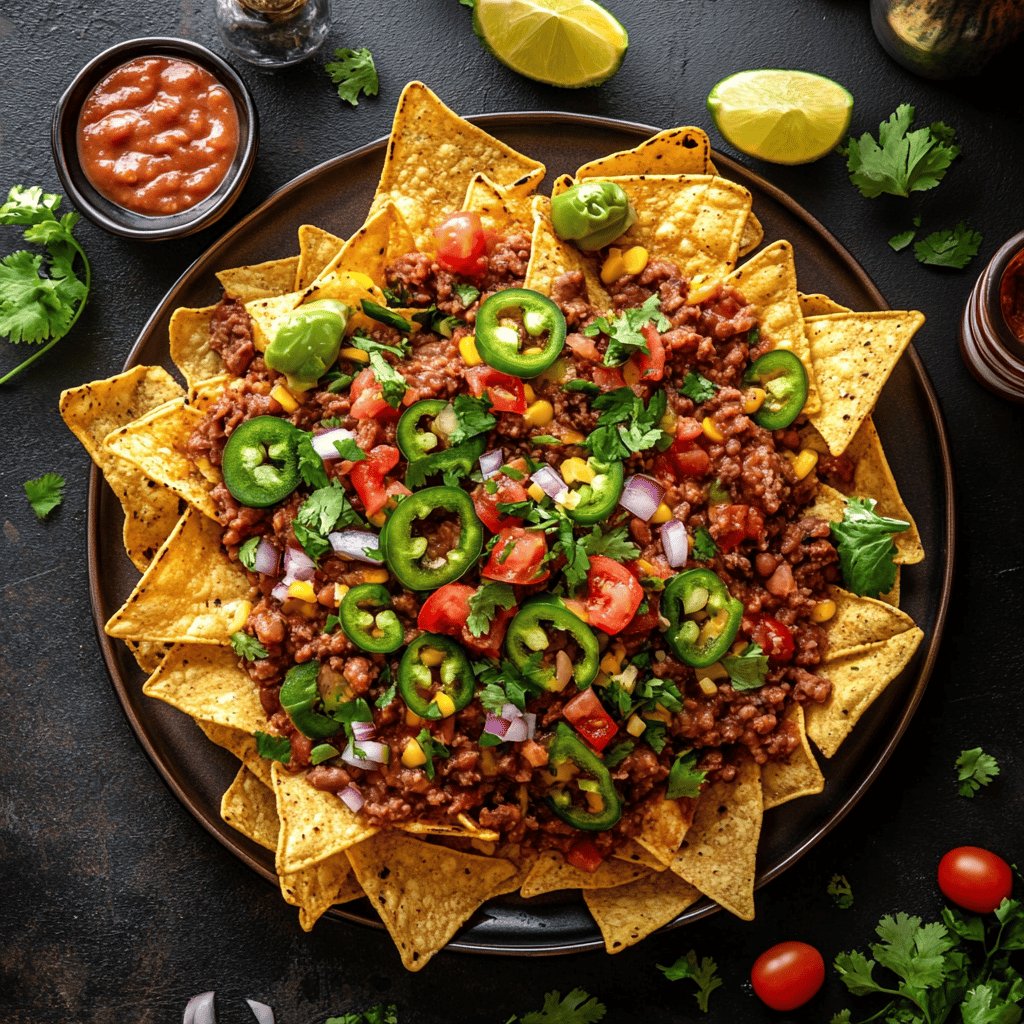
(510, 988), (606, 1024)
(829, 874), (855, 910)
(915, 222), (983, 270)
(230, 631), (269, 661)
(325, 47), (379, 106)
(830, 496), (909, 598)
(584, 294), (669, 367)
(955, 747), (1000, 798)
(658, 950), (723, 1013)
(666, 750), (707, 799)
(586, 387), (668, 463)
(23, 472), (65, 519)
(466, 582), (516, 637)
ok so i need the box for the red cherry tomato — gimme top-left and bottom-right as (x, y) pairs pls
(629, 323), (665, 382)
(751, 941), (825, 1012)
(433, 210), (487, 276)
(592, 365), (626, 391)
(749, 614), (795, 664)
(472, 474), (528, 533)
(349, 445), (400, 517)
(563, 687), (618, 752)
(938, 846), (1013, 913)
(583, 555), (643, 635)
(482, 527), (550, 585)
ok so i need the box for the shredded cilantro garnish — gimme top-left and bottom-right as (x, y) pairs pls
(691, 527), (718, 562)
(466, 582), (516, 637)
(955, 747), (1000, 797)
(255, 730), (291, 764)
(368, 351), (407, 408)
(584, 293), (669, 367)
(681, 371), (718, 404)
(658, 950), (723, 1013)
(324, 47), (379, 106)
(229, 631), (268, 661)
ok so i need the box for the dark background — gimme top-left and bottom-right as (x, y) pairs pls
(2, 2), (1023, 1022)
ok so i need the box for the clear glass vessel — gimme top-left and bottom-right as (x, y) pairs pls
(215, 0), (331, 68)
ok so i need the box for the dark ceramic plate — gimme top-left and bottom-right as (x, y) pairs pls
(88, 113), (955, 955)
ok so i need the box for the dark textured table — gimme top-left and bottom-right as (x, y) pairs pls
(2, 3), (1022, 1022)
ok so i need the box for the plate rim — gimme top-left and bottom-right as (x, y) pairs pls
(87, 109), (956, 956)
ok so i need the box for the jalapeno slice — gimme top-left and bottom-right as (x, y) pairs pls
(397, 399), (448, 461)
(505, 599), (600, 691)
(279, 661), (339, 740)
(661, 568), (743, 668)
(397, 400), (486, 486)
(564, 458), (625, 525)
(550, 181), (637, 253)
(743, 349), (808, 430)
(339, 584), (404, 654)
(398, 632), (474, 719)
(382, 485), (484, 591)
(221, 415), (301, 508)
(475, 288), (567, 378)
(546, 722), (622, 832)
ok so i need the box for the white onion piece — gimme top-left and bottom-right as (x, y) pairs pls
(328, 529), (382, 563)
(252, 538), (280, 577)
(484, 713), (510, 738)
(270, 583), (290, 603)
(504, 716), (529, 743)
(183, 992), (216, 1024)
(341, 740), (390, 769)
(660, 519), (689, 567)
(523, 713), (537, 740)
(531, 464), (568, 502)
(501, 702), (523, 722)
(554, 650), (574, 689)
(479, 449), (504, 479)
(434, 403), (457, 437)
(338, 785), (364, 813)
(245, 1000), (275, 1024)
(283, 545), (316, 582)
(311, 427), (356, 460)
(619, 474), (664, 521)
(351, 720), (376, 742)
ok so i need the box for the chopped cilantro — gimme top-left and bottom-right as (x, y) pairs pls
(580, 523), (640, 562)
(681, 371), (718, 404)
(324, 47), (378, 106)
(374, 669), (397, 709)
(294, 483), (363, 561)
(657, 950), (723, 1013)
(368, 351), (407, 408)
(584, 293), (669, 367)
(350, 333), (408, 358)
(722, 643), (768, 691)
(830, 496), (909, 597)
(230, 631), (268, 661)
(237, 536), (260, 571)
(586, 387), (668, 462)
(325, 1006), (397, 1024)
(888, 216), (922, 252)
(915, 222), (983, 270)
(412, 305), (461, 337)
(415, 728), (449, 781)
(323, 370), (354, 393)
(828, 873), (855, 910)
(453, 282), (480, 307)
(23, 472), (65, 519)
(666, 749), (707, 799)
(513, 988), (606, 1024)
(692, 527), (718, 561)
(333, 437), (366, 462)
(449, 393), (496, 445)
(603, 740), (635, 769)
(255, 730), (291, 764)
(466, 582), (516, 637)
(324, 613), (341, 634)
(955, 747), (1000, 797)
(474, 656), (537, 712)
(642, 719), (668, 753)
(296, 431), (330, 489)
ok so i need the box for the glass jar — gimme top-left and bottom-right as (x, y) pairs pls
(215, 0), (331, 68)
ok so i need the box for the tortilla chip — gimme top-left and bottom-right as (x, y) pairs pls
(371, 81), (545, 248)
(520, 851), (650, 898)
(671, 757), (762, 921)
(243, 290), (308, 352)
(634, 796), (695, 867)
(346, 831), (516, 971)
(169, 305), (223, 391)
(282, 852), (365, 931)
(806, 481), (847, 524)
(197, 719), (273, 788)
(761, 704), (825, 810)
(127, 640), (172, 673)
(463, 172), (535, 237)
(143, 642), (265, 733)
(216, 257), (300, 303)
(397, 820), (499, 843)
(806, 310), (925, 456)
(880, 568), (901, 607)
(799, 291), (851, 317)
(551, 173), (574, 197)
(272, 761), (378, 875)
(726, 240), (820, 415)
(806, 627), (925, 758)
(222, 765), (280, 851)
(585, 869), (702, 954)
(296, 224), (345, 289)
(105, 398), (217, 519)
(826, 586), (916, 658)
(613, 840), (669, 873)
(106, 510), (251, 644)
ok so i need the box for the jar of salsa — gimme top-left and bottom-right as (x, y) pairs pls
(960, 229), (1024, 404)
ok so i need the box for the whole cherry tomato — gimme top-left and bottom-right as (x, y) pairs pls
(750, 940), (825, 1012)
(433, 211), (487, 276)
(938, 846), (1013, 913)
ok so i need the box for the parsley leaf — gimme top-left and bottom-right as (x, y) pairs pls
(828, 874), (855, 910)
(255, 730), (292, 764)
(230, 631), (268, 661)
(666, 749), (707, 799)
(415, 728), (449, 781)
(681, 371), (718, 404)
(955, 747), (1000, 797)
(296, 431), (330, 489)
(325, 1006), (398, 1024)
(515, 988), (606, 1024)
(23, 472), (65, 519)
(830, 496), (909, 597)
(692, 527), (718, 561)
(915, 222), (983, 270)
(841, 104), (960, 199)
(466, 582), (516, 637)
(368, 351), (407, 408)
(449, 393), (496, 445)
(722, 643), (768, 691)
(237, 536), (260, 571)
(333, 437), (366, 462)
(324, 47), (379, 106)
(584, 293), (669, 367)
(454, 282), (480, 307)
(658, 950), (723, 1013)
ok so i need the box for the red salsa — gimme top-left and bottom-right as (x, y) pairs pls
(76, 56), (239, 217)
(999, 249), (1024, 343)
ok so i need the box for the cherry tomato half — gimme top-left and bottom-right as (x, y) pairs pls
(433, 211), (487, 277)
(938, 846), (1013, 913)
(750, 941), (825, 1012)
(749, 614), (795, 664)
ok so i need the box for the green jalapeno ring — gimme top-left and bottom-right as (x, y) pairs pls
(264, 298), (349, 392)
(565, 458), (625, 525)
(743, 349), (809, 431)
(398, 632), (474, 719)
(550, 181), (638, 252)
(661, 568), (744, 668)
(397, 399), (448, 461)
(546, 722), (622, 832)
(279, 661), (340, 740)
(475, 288), (567, 378)
(339, 583), (404, 654)
(505, 599), (600, 691)
(221, 415), (302, 508)
(382, 485), (484, 591)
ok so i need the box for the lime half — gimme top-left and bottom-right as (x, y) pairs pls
(707, 69), (854, 165)
(473, 0), (628, 89)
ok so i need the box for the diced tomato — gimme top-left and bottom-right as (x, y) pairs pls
(349, 367), (396, 421)
(465, 366), (527, 414)
(436, 716), (456, 745)
(709, 503), (766, 551)
(622, 603), (662, 635)
(472, 474), (528, 533)
(482, 527), (550, 585)
(350, 445), (400, 517)
(629, 323), (666, 382)
(565, 837), (605, 873)
(566, 334), (602, 362)
(670, 421), (711, 477)
(583, 555), (643, 635)
(747, 614), (795, 664)
(592, 365), (626, 392)
(674, 417), (703, 442)
(417, 582), (513, 658)
(433, 211), (487, 277)
(563, 688), (619, 752)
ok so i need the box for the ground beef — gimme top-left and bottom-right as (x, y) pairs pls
(208, 295), (256, 376)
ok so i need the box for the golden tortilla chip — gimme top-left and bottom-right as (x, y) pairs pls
(806, 627), (925, 758)
(585, 869), (702, 954)
(222, 765), (280, 851)
(346, 831), (516, 971)
(397, 820), (499, 843)
(520, 851), (650, 898)
(726, 240), (820, 415)
(761, 704), (825, 810)
(799, 291), (851, 317)
(463, 173), (535, 237)
(806, 310), (925, 456)
(243, 289), (307, 352)
(826, 587), (916, 658)
(169, 305), (222, 391)
(613, 840), (669, 872)
(671, 757), (762, 921)
(127, 640), (173, 673)
(197, 719), (273, 788)
(216, 256), (300, 303)
(272, 760), (378, 875)
(105, 398), (217, 519)
(880, 568), (901, 607)
(634, 796), (695, 867)
(282, 851), (365, 931)
(106, 510), (251, 644)
(296, 224), (345, 289)
(371, 81), (545, 248)
(551, 173), (574, 197)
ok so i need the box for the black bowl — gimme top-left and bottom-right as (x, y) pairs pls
(51, 37), (258, 241)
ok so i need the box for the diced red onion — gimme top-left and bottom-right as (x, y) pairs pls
(504, 716), (529, 743)
(245, 999), (275, 1024)
(271, 582), (290, 603)
(311, 427), (356, 460)
(619, 474), (664, 521)
(523, 713), (537, 740)
(340, 740), (390, 769)
(479, 449), (504, 479)
(660, 519), (689, 567)
(531, 464), (568, 502)
(252, 538), (280, 577)
(501, 702), (523, 722)
(484, 713), (510, 738)
(183, 992), (216, 1024)
(328, 529), (382, 564)
(338, 785), (364, 813)
(351, 720), (376, 742)
(283, 545), (316, 582)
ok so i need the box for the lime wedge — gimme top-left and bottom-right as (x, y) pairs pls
(707, 69), (854, 165)
(473, 0), (628, 89)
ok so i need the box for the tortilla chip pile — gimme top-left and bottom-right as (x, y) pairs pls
(62, 82), (926, 968)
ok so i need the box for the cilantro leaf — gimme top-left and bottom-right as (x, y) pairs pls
(296, 431), (331, 489)
(324, 47), (379, 106)
(294, 483), (362, 560)
(255, 730), (292, 764)
(692, 527), (718, 561)
(375, 668), (397, 709)
(466, 582), (516, 637)
(230, 631), (268, 661)
(584, 293), (668, 367)
(961, 984), (1024, 1024)
(333, 437), (366, 462)
(454, 282), (480, 307)
(563, 379), (600, 396)
(828, 873), (855, 910)
(516, 988), (606, 1024)
(666, 750), (707, 799)
(604, 740), (635, 769)
(580, 523), (640, 562)
(23, 472), (65, 519)
(414, 728), (449, 781)
(830, 496), (909, 597)
(475, 658), (531, 714)
(841, 104), (960, 199)
(368, 351), (407, 408)
(722, 643), (768, 691)
(238, 536), (260, 571)
(889, 228), (918, 252)
(955, 747), (1000, 797)
(914, 222), (983, 270)
(657, 950), (723, 1013)
(325, 1005), (398, 1024)
(681, 371), (718, 404)
(586, 387), (668, 462)
(448, 393), (496, 445)
(350, 333), (408, 358)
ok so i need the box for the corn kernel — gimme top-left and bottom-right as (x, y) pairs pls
(401, 738), (427, 768)
(361, 569), (389, 584)
(622, 246), (649, 275)
(339, 346), (370, 364)
(433, 691), (456, 717)
(527, 482), (546, 502)
(523, 346), (543, 356)
(698, 676), (718, 696)
(419, 646), (445, 668)
(702, 416), (725, 442)
(792, 448), (819, 481)
(458, 334), (482, 366)
(368, 511), (387, 528)
(560, 457), (595, 484)
(622, 360), (641, 386)
(524, 399), (554, 428)
(287, 580), (316, 603)
(270, 384), (299, 413)
(660, 408), (678, 435)
(811, 599), (837, 623)
(687, 276), (719, 305)
(227, 600), (252, 632)
(651, 503), (673, 524)
(405, 707), (426, 728)
(480, 748), (497, 777)
(626, 714), (647, 737)
(744, 387), (767, 414)
(585, 791), (606, 813)
(333, 583), (350, 605)
(556, 489), (581, 510)
(703, 661), (729, 682)
(523, 383), (537, 404)
(562, 430), (585, 445)
(600, 652), (622, 676)
(600, 247), (626, 285)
